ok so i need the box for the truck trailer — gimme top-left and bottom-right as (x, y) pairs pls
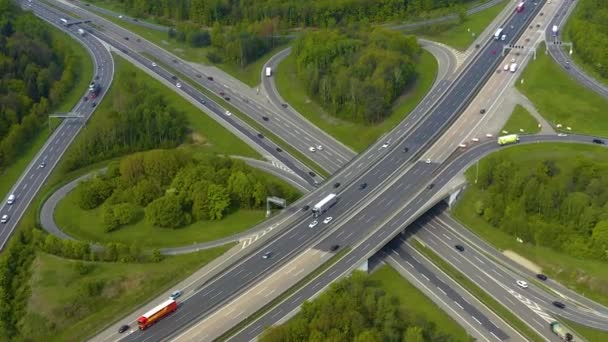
(265, 67), (272, 77)
(516, 2), (525, 13)
(550, 322), (574, 341)
(312, 193), (338, 217)
(552, 25), (559, 37)
(137, 299), (177, 330)
(497, 134), (519, 145)
(494, 28), (504, 40)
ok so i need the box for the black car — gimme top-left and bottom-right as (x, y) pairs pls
(83, 96), (88, 101)
(91, 102), (97, 108)
(552, 301), (566, 309)
(124, 37), (129, 40)
(262, 116), (269, 121)
(536, 274), (548, 281)
(330, 245), (340, 252)
(480, 108), (486, 114)
(196, 74), (202, 78)
(118, 325), (129, 333)
(402, 147), (409, 153)
(359, 182), (368, 190)
(262, 251), (273, 259)
(333, 182), (341, 188)
(426, 183), (434, 190)
(592, 138), (604, 144)
(207, 76), (214, 81)
(276, 147), (282, 152)
(302, 205), (310, 211)
(224, 96), (230, 101)
(309, 171), (316, 177)
(171, 75), (178, 80)
(257, 133), (264, 138)
(281, 103), (288, 108)
(219, 91), (225, 96)
(455, 245), (465, 252)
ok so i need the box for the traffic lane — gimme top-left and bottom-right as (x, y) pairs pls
(384, 240), (510, 341)
(433, 209), (608, 320)
(421, 217), (608, 330)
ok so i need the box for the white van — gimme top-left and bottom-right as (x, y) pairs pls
(265, 67), (272, 77)
(7, 194), (15, 205)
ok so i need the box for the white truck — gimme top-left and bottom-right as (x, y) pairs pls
(78, 28), (86, 36)
(494, 28), (504, 40)
(552, 25), (559, 37)
(312, 193), (338, 217)
(509, 63), (518, 73)
(265, 67), (272, 77)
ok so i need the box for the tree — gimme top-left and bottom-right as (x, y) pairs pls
(77, 177), (114, 210)
(207, 184), (231, 220)
(145, 194), (190, 228)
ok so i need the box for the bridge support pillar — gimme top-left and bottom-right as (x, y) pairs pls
(357, 259), (369, 273)
(447, 187), (464, 208)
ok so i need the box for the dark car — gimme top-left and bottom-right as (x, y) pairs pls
(333, 182), (341, 188)
(171, 75), (177, 80)
(330, 244), (340, 252)
(262, 251), (273, 259)
(302, 205), (310, 211)
(91, 102), (97, 108)
(257, 133), (264, 138)
(262, 116), (269, 121)
(455, 245), (465, 252)
(426, 183), (434, 190)
(592, 138), (604, 144)
(536, 274), (548, 281)
(83, 96), (88, 101)
(281, 103), (288, 108)
(480, 108), (486, 114)
(552, 301), (565, 309)
(309, 171), (316, 177)
(207, 76), (214, 81)
(359, 182), (367, 190)
(124, 37), (129, 40)
(219, 91), (225, 96)
(224, 96), (230, 101)
(118, 325), (129, 333)
(276, 147), (282, 152)
(195, 74), (202, 78)
(402, 147), (409, 153)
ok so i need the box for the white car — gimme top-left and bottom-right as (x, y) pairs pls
(170, 290), (182, 300)
(472, 138), (480, 142)
(323, 216), (333, 224)
(503, 64), (509, 71)
(425, 158), (431, 164)
(1, 215), (8, 224)
(308, 220), (318, 228)
(7, 194), (15, 205)
(557, 133), (568, 137)
(308, 146), (316, 152)
(152, 62), (157, 67)
(516, 280), (529, 288)
(317, 145), (323, 151)
(501, 34), (506, 41)
(511, 58), (516, 63)
(381, 142), (389, 148)
(176, 82), (182, 88)
(225, 110), (232, 116)
(458, 143), (467, 148)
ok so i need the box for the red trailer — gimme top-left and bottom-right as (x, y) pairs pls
(137, 299), (177, 330)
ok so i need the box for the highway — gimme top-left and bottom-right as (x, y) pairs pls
(48, 0), (356, 174)
(106, 2), (556, 341)
(0, 1), (113, 251)
(380, 240), (518, 341)
(226, 134), (605, 342)
(546, 0), (608, 99)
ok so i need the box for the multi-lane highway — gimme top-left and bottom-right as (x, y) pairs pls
(105, 3), (561, 340)
(0, 2), (113, 251)
(47, 0), (356, 174)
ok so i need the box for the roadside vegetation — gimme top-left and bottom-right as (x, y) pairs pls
(56, 151), (298, 247)
(500, 104), (540, 135)
(564, 0), (608, 85)
(516, 43), (608, 136)
(453, 143), (608, 306)
(562, 317), (608, 342)
(260, 270), (461, 341)
(0, 0), (93, 199)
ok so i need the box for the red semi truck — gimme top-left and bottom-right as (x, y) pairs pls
(137, 299), (177, 330)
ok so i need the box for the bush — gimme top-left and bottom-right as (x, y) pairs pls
(77, 177), (114, 210)
(145, 193), (190, 228)
(102, 203), (140, 232)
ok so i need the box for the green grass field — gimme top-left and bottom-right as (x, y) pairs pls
(413, 0), (509, 51)
(516, 43), (608, 137)
(107, 54), (259, 159)
(55, 188), (265, 247)
(0, 23), (93, 203)
(22, 247), (232, 341)
(275, 49), (437, 152)
(561, 317), (608, 341)
(500, 104), (540, 135)
(452, 143), (608, 307)
(370, 264), (471, 341)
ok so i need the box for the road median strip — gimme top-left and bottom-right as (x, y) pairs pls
(411, 239), (545, 342)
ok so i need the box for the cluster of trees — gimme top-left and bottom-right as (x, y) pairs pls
(76, 149), (299, 230)
(472, 154), (608, 261)
(62, 70), (187, 172)
(293, 26), (420, 123)
(568, 0), (608, 79)
(104, 0), (472, 28)
(0, 0), (82, 174)
(261, 271), (454, 341)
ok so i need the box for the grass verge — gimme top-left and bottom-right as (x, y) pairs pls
(216, 248), (351, 341)
(55, 187), (266, 248)
(452, 143), (608, 307)
(410, 0), (509, 51)
(516, 43), (608, 137)
(500, 104), (540, 135)
(0, 22), (94, 201)
(275, 49), (437, 152)
(370, 264), (471, 340)
(144, 53), (329, 178)
(412, 239), (545, 342)
(23, 246), (233, 341)
(561, 317), (608, 341)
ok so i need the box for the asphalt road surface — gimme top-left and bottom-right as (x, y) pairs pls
(113, 3), (554, 341)
(0, 1), (113, 251)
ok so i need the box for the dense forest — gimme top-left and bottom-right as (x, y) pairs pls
(96, 0), (472, 27)
(568, 0), (608, 79)
(0, 0), (82, 173)
(76, 150), (299, 230)
(261, 271), (456, 341)
(472, 153), (608, 262)
(293, 27), (420, 123)
(62, 69), (187, 171)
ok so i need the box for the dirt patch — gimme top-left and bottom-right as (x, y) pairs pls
(503, 250), (542, 274)
(190, 132), (208, 145)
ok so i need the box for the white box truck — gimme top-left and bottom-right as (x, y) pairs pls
(265, 67), (272, 77)
(494, 28), (504, 40)
(312, 194), (337, 217)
